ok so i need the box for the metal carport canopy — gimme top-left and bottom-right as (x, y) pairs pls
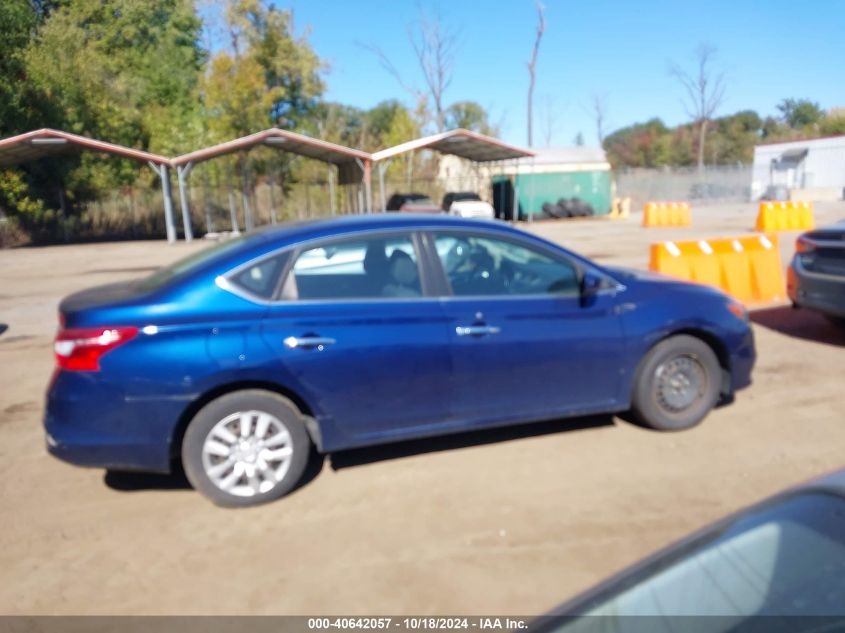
(370, 128), (534, 213)
(0, 128), (182, 242)
(170, 128), (375, 234)
(371, 128), (534, 163)
(170, 128), (372, 185)
(0, 128), (170, 167)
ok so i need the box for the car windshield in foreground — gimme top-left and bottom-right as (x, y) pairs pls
(135, 235), (249, 292)
(547, 491), (845, 626)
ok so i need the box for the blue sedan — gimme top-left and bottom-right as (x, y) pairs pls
(45, 215), (755, 506)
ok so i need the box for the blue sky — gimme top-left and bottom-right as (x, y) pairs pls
(234, 0), (844, 147)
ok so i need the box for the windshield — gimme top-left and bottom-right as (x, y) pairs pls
(135, 235), (248, 292)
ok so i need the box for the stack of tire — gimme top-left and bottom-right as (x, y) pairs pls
(540, 197), (595, 219)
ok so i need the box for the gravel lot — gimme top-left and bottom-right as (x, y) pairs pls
(1, 201), (844, 615)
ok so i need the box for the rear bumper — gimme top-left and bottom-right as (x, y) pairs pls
(787, 259), (845, 318)
(44, 371), (191, 473)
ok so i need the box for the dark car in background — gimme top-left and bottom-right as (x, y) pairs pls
(46, 215), (755, 507)
(534, 467), (845, 626)
(385, 192), (441, 213)
(788, 220), (845, 325)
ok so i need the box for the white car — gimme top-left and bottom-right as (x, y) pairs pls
(442, 192), (495, 219)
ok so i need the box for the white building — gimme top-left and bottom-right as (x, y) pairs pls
(751, 134), (845, 200)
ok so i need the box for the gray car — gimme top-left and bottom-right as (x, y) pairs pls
(533, 467), (845, 628)
(788, 220), (845, 324)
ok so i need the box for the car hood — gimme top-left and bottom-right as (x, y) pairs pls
(606, 265), (729, 299)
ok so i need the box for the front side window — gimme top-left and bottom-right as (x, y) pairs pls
(433, 233), (579, 297)
(285, 235), (422, 300)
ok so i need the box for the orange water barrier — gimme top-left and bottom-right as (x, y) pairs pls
(642, 201), (691, 227)
(649, 234), (786, 305)
(755, 200), (815, 231)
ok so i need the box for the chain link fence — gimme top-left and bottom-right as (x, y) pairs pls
(614, 164), (752, 209)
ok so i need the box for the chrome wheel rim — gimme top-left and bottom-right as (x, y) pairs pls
(654, 354), (707, 413)
(201, 410), (293, 498)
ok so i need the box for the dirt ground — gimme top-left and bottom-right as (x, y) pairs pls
(1, 201), (844, 615)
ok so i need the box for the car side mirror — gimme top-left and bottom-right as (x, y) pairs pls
(580, 271), (604, 306)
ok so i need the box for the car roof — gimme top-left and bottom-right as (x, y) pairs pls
(254, 213), (510, 244)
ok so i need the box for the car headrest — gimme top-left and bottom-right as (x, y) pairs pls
(389, 250), (417, 286)
(363, 242), (388, 275)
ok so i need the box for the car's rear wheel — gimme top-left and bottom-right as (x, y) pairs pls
(629, 335), (721, 431)
(182, 390), (311, 507)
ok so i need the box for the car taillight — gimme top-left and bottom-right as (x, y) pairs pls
(54, 326), (138, 371)
(795, 237), (816, 254)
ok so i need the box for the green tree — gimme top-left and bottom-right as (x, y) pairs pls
(445, 101), (497, 135)
(604, 119), (673, 168)
(777, 98), (824, 129)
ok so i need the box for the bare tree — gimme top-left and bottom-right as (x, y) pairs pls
(589, 93), (608, 146)
(360, 10), (458, 132)
(360, 41), (427, 106)
(410, 13), (458, 132)
(526, 1), (545, 146)
(539, 94), (558, 147)
(670, 44), (726, 170)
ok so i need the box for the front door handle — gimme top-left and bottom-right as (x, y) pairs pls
(455, 325), (501, 337)
(283, 335), (336, 350)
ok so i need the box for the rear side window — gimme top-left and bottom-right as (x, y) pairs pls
(284, 235), (422, 300)
(229, 253), (289, 300)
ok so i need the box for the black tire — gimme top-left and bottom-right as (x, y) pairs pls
(628, 335), (721, 431)
(182, 389), (311, 507)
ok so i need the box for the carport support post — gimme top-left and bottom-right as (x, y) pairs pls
(151, 161), (176, 243)
(378, 161), (387, 212)
(176, 161), (194, 242)
(226, 167), (240, 235)
(240, 160), (254, 231)
(328, 168), (336, 216)
(356, 158), (372, 213)
(268, 172), (278, 225)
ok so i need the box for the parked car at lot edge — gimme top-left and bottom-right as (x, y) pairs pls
(46, 215), (755, 507)
(788, 219), (845, 325)
(533, 467), (845, 625)
(441, 191), (495, 219)
(385, 192), (441, 213)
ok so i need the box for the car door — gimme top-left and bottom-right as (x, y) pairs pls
(259, 231), (453, 451)
(428, 229), (628, 424)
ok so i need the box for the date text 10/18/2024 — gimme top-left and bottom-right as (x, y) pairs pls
(307, 618), (529, 630)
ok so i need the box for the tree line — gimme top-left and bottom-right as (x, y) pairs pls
(0, 0), (497, 243)
(1, 0), (842, 243)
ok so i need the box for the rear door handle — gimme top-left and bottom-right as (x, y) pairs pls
(456, 325), (501, 337)
(283, 335), (336, 350)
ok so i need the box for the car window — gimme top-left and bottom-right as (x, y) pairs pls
(228, 253), (289, 300)
(433, 233), (579, 297)
(284, 235), (422, 300)
(548, 492), (845, 623)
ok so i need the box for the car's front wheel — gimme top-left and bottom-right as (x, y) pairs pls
(182, 390), (311, 507)
(629, 335), (721, 431)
